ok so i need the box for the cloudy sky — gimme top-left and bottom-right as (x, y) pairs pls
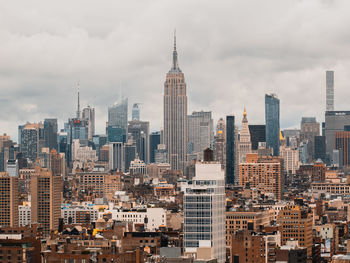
(1, 0), (349, 141)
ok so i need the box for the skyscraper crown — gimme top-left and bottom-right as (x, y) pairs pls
(169, 30), (181, 73)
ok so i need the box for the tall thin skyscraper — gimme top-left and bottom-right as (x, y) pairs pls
(326, 70), (334, 111)
(226, 115), (236, 185)
(163, 33), (187, 170)
(82, 106), (95, 141)
(265, 94), (280, 156)
(44, 118), (58, 151)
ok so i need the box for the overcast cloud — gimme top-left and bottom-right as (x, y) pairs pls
(0, 0), (350, 141)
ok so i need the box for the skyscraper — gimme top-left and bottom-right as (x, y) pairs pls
(335, 131), (350, 167)
(128, 120), (150, 163)
(326, 70), (334, 111)
(82, 105), (95, 141)
(238, 108), (252, 164)
(183, 162), (225, 263)
(265, 94), (280, 156)
(44, 118), (58, 151)
(132, 103), (140, 121)
(249, 125), (266, 150)
(300, 117), (320, 162)
(109, 142), (124, 172)
(108, 98), (128, 143)
(226, 115), (236, 185)
(149, 131), (161, 163)
(0, 172), (18, 227)
(30, 160), (62, 235)
(21, 122), (44, 162)
(325, 111), (350, 163)
(187, 111), (213, 160)
(163, 33), (187, 170)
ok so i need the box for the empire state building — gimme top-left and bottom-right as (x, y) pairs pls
(163, 34), (187, 171)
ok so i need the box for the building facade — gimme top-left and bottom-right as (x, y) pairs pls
(183, 163), (225, 263)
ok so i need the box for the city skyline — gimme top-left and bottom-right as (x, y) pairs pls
(1, 1), (350, 141)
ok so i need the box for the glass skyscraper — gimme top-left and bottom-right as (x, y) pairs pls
(108, 98), (128, 143)
(226, 115), (235, 185)
(265, 94), (280, 156)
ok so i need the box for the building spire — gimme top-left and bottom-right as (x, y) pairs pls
(170, 29), (181, 73)
(76, 82), (81, 119)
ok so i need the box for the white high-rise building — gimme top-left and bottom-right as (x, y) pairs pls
(280, 146), (299, 174)
(238, 108), (252, 164)
(187, 111), (214, 161)
(183, 162), (225, 263)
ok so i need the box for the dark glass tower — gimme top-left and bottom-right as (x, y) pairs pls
(150, 131), (161, 163)
(265, 94), (280, 156)
(226, 115), (235, 185)
(249, 125), (266, 150)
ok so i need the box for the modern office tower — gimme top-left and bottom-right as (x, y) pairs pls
(326, 70), (334, 111)
(108, 98), (128, 143)
(238, 108), (252, 164)
(18, 125), (25, 146)
(183, 162), (225, 263)
(249, 125), (266, 151)
(278, 205), (313, 258)
(213, 118), (226, 168)
(6, 159), (18, 177)
(335, 131), (350, 167)
(325, 111), (350, 163)
(314, 136), (326, 162)
(149, 131), (161, 163)
(82, 105), (95, 141)
(265, 94), (280, 156)
(109, 142), (124, 172)
(163, 34), (187, 171)
(44, 118), (58, 151)
(57, 131), (68, 156)
(187, 111), (214, 160)
(226, 115), (236, 185)
(21, 122), (44, 162)
(132, 103), (140, 121)
(240, 153), (284, 200)
(155, 144), (168, 164)
(30, 161), (62, 235)
(300, 117), (320, 162)
(280, 146), (299, 174)
(92, 134), (107, 159)
(0, 172), (18, 227)
(124, 140), (136, 172)
(65, 118), (88, 164)
(128, 120), (150, 163)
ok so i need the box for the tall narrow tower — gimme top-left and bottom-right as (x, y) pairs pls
(163, 32), (187, 170)
(326, 70), (334, 111)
